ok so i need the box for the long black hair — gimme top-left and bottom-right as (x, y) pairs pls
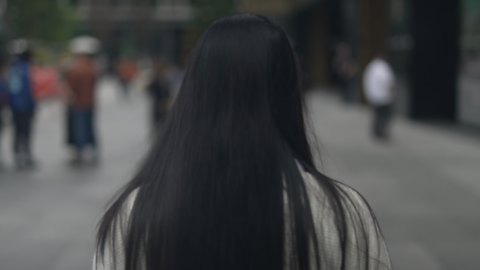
(96, 14), (387, 270)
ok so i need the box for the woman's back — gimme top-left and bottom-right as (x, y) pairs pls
(95, 14), (391, 270)
(95, 170), (391, 270)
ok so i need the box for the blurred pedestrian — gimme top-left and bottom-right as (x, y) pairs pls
(116, 59), (137, 97)
(7, 40), (37, 169)
(57, 52), (76, 152)
(0, 57), (7, 168)
(147, 61), (170, 131)
(66, 36), (101, 156)
(60, 77), (76, 154)
(65, 52), (99, 164)
(363, 52), (395, 140)
(333, 43), (358, 103)
(95, 14), (391, 270)
(169, 48), (190, 100)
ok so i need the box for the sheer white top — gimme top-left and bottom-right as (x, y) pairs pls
(94, 170), (391, 270)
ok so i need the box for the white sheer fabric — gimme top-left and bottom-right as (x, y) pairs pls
(94, 171), (391, 270)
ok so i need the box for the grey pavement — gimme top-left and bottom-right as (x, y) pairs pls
(0, 77), (150, 270)
(305, 89), (480, 270)
(0, 84), (479, 270)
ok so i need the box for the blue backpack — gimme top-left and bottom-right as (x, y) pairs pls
(7, 61), (35, 112)
(8, 65), (23, 94)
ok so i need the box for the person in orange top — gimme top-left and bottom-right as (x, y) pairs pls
(65, 53), (98, 164)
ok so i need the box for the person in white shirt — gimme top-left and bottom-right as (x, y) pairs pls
(363, 52), (395, 139)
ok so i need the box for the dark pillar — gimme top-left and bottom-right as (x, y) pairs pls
(305, 2), (330, 85)
(358, 0), (388, 102)
(359, 0), (388, 74)
(410, 0), (460, 121)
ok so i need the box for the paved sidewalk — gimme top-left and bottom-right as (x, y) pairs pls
(305, 89), (480, 270)
(0, 84), (478, 270)
(0, 77), (150, 270)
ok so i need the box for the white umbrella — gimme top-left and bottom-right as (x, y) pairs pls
(69, 36), (101, 54)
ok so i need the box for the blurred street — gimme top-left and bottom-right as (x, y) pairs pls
(0, 85), (479, 270)
(0, 1), (478, 269)
(0, 77), (150, 270)
(306, 90), (480, 270)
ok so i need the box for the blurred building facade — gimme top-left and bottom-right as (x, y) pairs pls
(67, 0), (480, 128)
(459, 0), (480, 127)
(285, 0), (480, 128)
(0, 0), (7, 56)
(70, 0), (192, 65)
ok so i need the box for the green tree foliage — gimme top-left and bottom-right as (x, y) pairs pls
(8, 0), (77, 42)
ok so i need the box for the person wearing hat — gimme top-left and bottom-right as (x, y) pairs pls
(7, 39), (37, 168)
(65, 37), (100, 164)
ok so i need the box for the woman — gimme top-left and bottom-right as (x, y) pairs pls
(95, 14), (391, 270)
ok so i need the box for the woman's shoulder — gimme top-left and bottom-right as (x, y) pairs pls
(300, 170), (371, 212)
(94, 188), (140, 270)
(300, 171), (391, 269)
(122, 188), (139, 215)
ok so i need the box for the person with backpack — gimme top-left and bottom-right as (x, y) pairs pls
(7, 40), (36, 168)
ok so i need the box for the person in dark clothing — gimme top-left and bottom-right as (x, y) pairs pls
(7, 42), (36, 168)
(0, 59), (7, 168)
(333, 43), (358, 103)
(373, 105), (393, 138)
(116, 59), (137, 98)
(147, 61), (170, 130)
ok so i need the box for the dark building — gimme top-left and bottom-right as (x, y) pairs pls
(70, 0), (192, 64)
(293, 0), (480, 128)
(458, 0), (480, 127)
(68, 0), (480, 128)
